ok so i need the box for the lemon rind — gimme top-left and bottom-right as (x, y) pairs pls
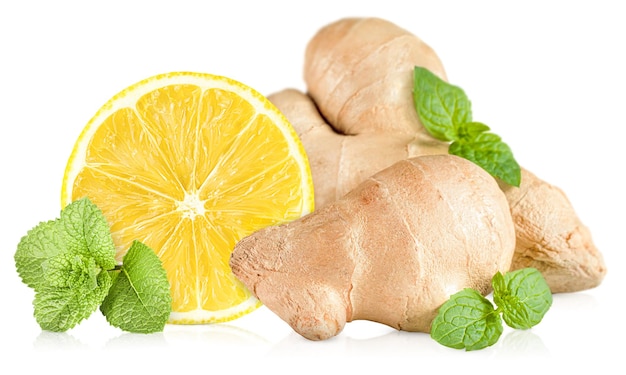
(168, 297), (262, 325)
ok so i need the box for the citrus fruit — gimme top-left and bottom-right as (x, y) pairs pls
(61, 72), (314, 324)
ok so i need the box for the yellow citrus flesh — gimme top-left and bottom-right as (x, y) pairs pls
(61, 72), (314, 324)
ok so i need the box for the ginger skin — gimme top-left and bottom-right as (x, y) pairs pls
(230, 155), (516, 340)
(499, 170), (605, 293)
(268, 17), (606, 293)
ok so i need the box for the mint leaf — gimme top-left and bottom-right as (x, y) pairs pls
(44, 253), (100, 289)
(493, 268), (553, 329)
(101, 241), (171, 333)
(15, 220), (64, 290)
(16, 198), (117, 294)
(431, 268), (552, 351)
(457, 121), (490, 140)
(449, 132), (521, 186)
(16, 199), (170, 334)
(60, 197), (117, 271)
(15, 198), (118, 332)
(413, 66), (522, 187)
(34, 270), (112, 332)
(430, 288), (503, 351)
(491, 270), (507, 297)
(413, 66), (472, 141)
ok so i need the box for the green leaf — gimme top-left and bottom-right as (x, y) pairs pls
(15, 198), (119, 332)
(457, 122), (490, 140)
(44, 253), (100, 290)
(430, 288), (503, 351)
(493, 268), (553, 329)
(34, 270), (112, 332)
(413, 66), (472, 141)
(449, 132), (521, 187)
(101, 241), (171, 333)
(59, 197), (117, 271)
(15, 220), (64, 290)
(413, 66), (522, 187)
(491, 271), (507, 297)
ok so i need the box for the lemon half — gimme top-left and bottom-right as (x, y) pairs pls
(62, 72), (314, 324)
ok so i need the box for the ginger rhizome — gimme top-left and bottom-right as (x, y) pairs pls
(231, 155), (516, 340)
(268, 17), (605, 293)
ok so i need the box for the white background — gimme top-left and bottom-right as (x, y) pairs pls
(1, 1), (624, 373)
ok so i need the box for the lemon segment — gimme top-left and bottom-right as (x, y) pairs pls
(62, 72), (314, 323)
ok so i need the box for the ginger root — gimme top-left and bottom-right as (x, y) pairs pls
(269, 88), (448, 204)
(231, 155), (516, 340)
(303, 17), (447, 137)
(267, 17), (606, 293)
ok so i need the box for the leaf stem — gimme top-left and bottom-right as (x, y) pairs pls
(109, 265), (122, 272)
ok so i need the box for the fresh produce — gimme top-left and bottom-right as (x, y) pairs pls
(268, 17), (606, 293)
(230, 154), (516, 340)
(61, 72), (314, 324)
(14, 198), (171, 333)
(268, 89), (448, 205)
(303, 17), (447, 137)
(13, 16), (601, 349)
(431, 267), (552, 351)
(412, 66), (520, 187)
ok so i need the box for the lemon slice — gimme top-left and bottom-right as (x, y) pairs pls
(61, 72), (314, 324)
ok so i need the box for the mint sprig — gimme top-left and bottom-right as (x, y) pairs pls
(430, 268), (552, 351)
(14, 197), (171, 333)
(413, 66), (522, 187)
(492, 268), (553, 329)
